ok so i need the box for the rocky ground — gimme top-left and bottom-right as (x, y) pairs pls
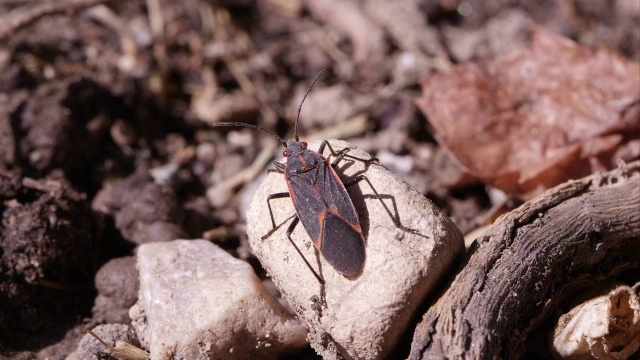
(0, 0), (638, 359)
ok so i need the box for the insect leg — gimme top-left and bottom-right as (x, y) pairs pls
(317, 140), (378, 166)
(267, 161), (286, 174)
(262, 160), (290, 230)
(330, 151), (348, 168)
(343, 174), (420, 235)
(285, 217), (325, 285)
(264, 192), (290, 230)
(261, 190), (326, 300)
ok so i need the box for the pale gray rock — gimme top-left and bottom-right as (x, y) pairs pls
(246, 140), (464, 360)
(130, 239), (308, 360)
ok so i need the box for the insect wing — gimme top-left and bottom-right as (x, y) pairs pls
(286, 154), (365, 276)
(320, 212), (366, 276)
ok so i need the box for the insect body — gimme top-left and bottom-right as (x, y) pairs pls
(213, 70), (415, 280)
(276, 138), (366, 277)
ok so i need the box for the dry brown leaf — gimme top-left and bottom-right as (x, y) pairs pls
(416, 26), (640, 199)
(551, 285), (640, 360)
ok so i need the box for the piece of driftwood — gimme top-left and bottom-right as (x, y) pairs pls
(410, 161), (640, 359)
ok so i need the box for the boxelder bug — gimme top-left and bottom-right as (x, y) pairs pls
(213, 70), (417, 281)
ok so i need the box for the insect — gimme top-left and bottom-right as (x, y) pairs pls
(213, 70), (416, 281)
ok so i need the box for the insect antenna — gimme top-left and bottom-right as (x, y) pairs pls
(294, 69), (326, 142)
(212, 122), (287, 148)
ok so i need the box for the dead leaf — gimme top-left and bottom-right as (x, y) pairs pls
(551, 285), (640, 360)
(416, 26), (640, 199)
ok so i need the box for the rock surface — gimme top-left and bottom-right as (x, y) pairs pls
(130, 239), (308, 360)
(246, 140), (464, 359)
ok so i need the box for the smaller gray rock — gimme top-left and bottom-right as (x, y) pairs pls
(93, 256), (139, 324)
(73, 323), (140, 360)
(130, 239), (308, 360)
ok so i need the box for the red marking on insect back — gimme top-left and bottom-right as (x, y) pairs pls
(311, 210), (327, 248)
(329, 206), (362, 234)
(298, 154), (308, 168)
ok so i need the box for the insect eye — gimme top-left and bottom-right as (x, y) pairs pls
(301, 141), (307, 148)
(283, 150), (288, 157)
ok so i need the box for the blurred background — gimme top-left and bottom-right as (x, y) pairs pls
(0, 0), (638, 358)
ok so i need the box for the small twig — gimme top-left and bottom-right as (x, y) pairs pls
(305, 113), (369, 143)
(0, 0), (109, 41)
(86, 330), (149, 360)
(205, 6), (279, 126)
(220, 141), (278, 190)
(145, 0), (167, 72)
(303, 19), (349, 65)
(207, 140), (278, 208)
(0, 0), (40, 4)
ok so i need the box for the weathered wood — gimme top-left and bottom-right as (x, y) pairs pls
(410, 161), (640, 359)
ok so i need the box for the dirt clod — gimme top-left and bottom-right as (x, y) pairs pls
(0, 170), (93, 349)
